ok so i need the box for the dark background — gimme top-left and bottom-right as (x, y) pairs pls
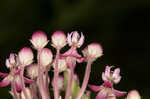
(0, 0), (150, 98)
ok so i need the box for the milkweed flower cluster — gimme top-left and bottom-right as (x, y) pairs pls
(0, 30), (141, 99)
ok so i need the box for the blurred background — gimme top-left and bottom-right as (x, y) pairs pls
(0, 0), (150, 98)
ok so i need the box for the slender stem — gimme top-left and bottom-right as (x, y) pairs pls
(53, 49), (60, 99)
(20, 67), (29, 99)
(37, 49), (50, 99)
(30, 83), (38, 99)
(45, 66), (50, 89)
(11, 78), (19, 99)
(65, 67), (74, 99)
(76, 59), (92, 99)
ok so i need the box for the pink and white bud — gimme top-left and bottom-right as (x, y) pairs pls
(82, 43), (103, 60)
(30, 30), (48, 49)
(126, 90), (141, 99)
(21, 87), (32, 99)
(27, 64), (38, 79)
(67, 31), (84, 48)
(51, 30), (67, 49)
(18, 47), (33, 66)
(40, 48), (53, 66)
(53, 59), (67, 72)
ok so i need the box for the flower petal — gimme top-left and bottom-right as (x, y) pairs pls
(0, 72), (8, 78)
(88, 84), (101, 92)
(96, 91), (106, 99)
(114, 89), (126, 97)
(102, 72), (107, 81)
(0, 76), (11, 87)
(112, 68), (120, 79)
(105, 66), (110, 77)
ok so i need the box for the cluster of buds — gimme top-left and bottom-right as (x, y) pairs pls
(0, 30), (141, 99)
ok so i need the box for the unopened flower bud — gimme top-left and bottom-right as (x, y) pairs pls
(40, 48), (53, 66)
(27, 64), (38, 79)
(126, 90), (141, 99)
(30, 30), (48, 49)
(82, 43), (103, 60)
(67, 31), (84, 48)
(53, 59), (67, 72)
(51, 30), (66, 49)
(18, 47), (33, 66)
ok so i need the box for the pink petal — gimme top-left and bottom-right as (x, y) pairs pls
(112, 68), (120, 79)
(102, 72), (107, 81)
(96, 91), (106, 99)
(0, 72), (8, 78)
(5, 59), (11, 68)
(24, 77), (34, 84)
(88, 84), (101, 92)
(0, 76), (10, 87)
(114, 89), (126, 97)
(67, 33), (72, 46)
(77, 32), (84, 48)
(113, 76), (121, 84)
(105, 66), (110, 77)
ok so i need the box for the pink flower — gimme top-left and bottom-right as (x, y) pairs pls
(5, 53), (18, 68)
(0, 70), (34, 92)
(18, 47), (33, 66)
(102, 66), (121, 84)
(88, 81), (126, 99)
(67, 31), (84, 48)
(30, 30), (48, 49)
(39, 48), (53, 66)
(51, 30), (67, 50)
(82, 43), (103, 61)
(53, 58), (67, 72)
(126, 90), (141, 99)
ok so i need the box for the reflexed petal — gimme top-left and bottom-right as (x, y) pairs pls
(67, 33), (72, 46)
(0, 76), (11, 87)
(114, 89), (126, 97)
(88, 84), (101, 92)
(96, 91), (106, 99)
(0, 72), (8, 78)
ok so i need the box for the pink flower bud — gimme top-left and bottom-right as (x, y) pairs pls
(30, 30), (48, 49)
(27, 64), (38, 79)
(40, 48), (53, 66)
(126, 90), (141, 99)
(82, 43), (103, 60)
(53, 59), (67, 72)
(5, 53), (18, 68)
(67, 31), (84, 48)
(18, 47), (33, 66)
(51, 30), (66, 49)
